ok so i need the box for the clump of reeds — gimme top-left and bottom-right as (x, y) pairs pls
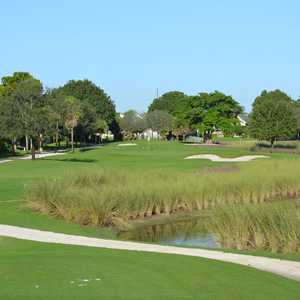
(26, 160), (300, 227)
(207, 201), (300, 253)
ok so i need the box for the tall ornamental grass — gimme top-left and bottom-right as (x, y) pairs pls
(207, 201), (300, 253)
(26, 160), (300, 226)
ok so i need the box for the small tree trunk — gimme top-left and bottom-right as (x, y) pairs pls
(11, 138), (17, 155)
(31, 141), (36, 160)
(56, 121), (59, 147)
(71, 127), (74, 152)
(25, 135), (29, 151)
(38, 134), (43, 153)
(270, 137), (275, 150)
(204, 131), (212, 144)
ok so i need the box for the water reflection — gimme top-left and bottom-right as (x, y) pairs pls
(118, 218), (220, 249)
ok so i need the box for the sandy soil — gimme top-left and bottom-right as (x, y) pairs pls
(185, 154), (269, 162)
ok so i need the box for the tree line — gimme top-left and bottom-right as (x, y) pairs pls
(1, 71), (299, 159)
(119, 91), (245, 141)
(0, 72), (119, 159)
(120, 89), (300, 146)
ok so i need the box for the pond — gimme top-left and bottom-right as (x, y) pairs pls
(118, 217), (220, 249)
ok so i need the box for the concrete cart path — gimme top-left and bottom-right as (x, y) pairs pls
(0, 145), (106, 164)
(1, 224), (300, 282)
(0, 152), (67, 164)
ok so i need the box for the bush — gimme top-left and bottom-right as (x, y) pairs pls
(0, 140), (12, 154)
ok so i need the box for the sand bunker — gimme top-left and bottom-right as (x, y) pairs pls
(184, 154), (269, 162)
(117, 143), (137, 147)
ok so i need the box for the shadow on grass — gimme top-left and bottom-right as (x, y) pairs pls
(79, 147), (101, 152)
(44, 158), (97, 163)
(251, 142), (299, 154)
(0, 152), (27, 159)
(257, 142), (297, 149)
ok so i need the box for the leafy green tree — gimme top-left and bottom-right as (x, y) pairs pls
(57, 80), (118, 141)
(5, 78), (50, 159)
(64, 96), (81, 152)
(186, 92), (242, 142)
(0, 73), (48, 157)
(148, 91), (242, 140)
(146, 110), (173, 134)
(294, 99), (300, 139)
(0, 72), (34, 96)
(249, 90), (297, 146)
(148, 91), (186, 114)
(0, 72), (38, 153)
(93, 119), (109, 143)
(97, 119), (109, 133)
(45, 89), (69, 147)
(0, 94), (23, 154)
(148, 91), (191, 136)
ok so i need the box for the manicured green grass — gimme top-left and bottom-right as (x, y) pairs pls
(1, 237), (300, 300)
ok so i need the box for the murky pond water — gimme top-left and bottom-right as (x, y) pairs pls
(118, 218), (220, 249)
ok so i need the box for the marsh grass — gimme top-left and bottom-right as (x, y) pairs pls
(207, 201), (300, 253)
(26, 160), (300, 227)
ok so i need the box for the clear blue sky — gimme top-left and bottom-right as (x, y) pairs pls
(1, 0), (299, 112)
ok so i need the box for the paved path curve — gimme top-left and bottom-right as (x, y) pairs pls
(0, 152), (67, 164)
(0, 145), (104, 164)
(1, 224), (300, 282)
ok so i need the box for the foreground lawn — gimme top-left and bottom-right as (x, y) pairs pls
(1, 237), (300, 300)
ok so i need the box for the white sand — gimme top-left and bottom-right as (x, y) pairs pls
(1, 224), (300, 282)
(185, 154), (269, 162)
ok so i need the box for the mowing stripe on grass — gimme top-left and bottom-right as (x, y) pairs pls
(0, 199), (25, 203)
